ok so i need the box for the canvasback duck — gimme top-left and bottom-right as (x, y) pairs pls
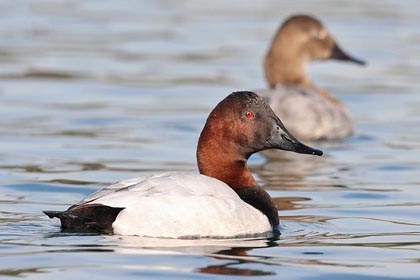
(44, 91), (322, 238)
(260, 14), (366, 140)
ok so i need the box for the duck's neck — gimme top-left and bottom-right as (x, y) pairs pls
(264, 47), (312, 89)
(197, 136), (257, 189)
(264, 49), (345, 107)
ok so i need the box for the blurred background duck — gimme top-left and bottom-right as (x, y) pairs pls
(260, 15), (366, 141)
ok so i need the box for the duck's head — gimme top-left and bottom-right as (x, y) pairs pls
(197, 91), (322, 171)
(197, 91), (323, 227)
(264, 15), (365, 88)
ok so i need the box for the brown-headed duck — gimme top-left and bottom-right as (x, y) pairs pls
(44, 91), (322, 238)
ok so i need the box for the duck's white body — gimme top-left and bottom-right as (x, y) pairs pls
(76, 172), (271, 238)
(259, 85), (353, 140)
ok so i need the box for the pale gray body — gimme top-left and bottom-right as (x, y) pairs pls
(258, 85), (353, 141)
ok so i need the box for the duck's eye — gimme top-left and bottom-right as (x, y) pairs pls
(246, 111), (255, 119)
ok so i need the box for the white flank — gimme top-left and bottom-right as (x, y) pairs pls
(76, 172), (271, 238)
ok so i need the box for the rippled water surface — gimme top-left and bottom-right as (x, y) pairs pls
(1, 1), (420, 279)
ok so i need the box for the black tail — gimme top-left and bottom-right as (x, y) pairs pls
(43, 204), (124, 234)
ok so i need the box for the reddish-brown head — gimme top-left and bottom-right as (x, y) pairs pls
(197, 91), (322, 189)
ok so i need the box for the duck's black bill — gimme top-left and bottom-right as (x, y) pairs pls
(265, 118), (323, 156)
(292, 141), (323, 156)
(330, 43), (366, 66)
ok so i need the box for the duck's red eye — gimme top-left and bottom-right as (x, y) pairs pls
(246, 111), (255, 119)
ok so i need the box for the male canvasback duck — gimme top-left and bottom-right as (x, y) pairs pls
(44, 91), (322, 238)
(260, 14), (366, 140)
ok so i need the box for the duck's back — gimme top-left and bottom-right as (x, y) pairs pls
(259, 85), (353, 140)
(71, 172), (271, 238)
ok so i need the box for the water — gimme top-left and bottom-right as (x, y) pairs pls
(1, 0), (420, 279)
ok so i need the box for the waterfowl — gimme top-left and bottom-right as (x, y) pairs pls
(44, 91), (322, 238)
(260, 15), (366, 140)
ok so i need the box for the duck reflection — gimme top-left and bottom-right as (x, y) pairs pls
(198, 261), (274, 276)
(198, 245), (278, 276)
(103, 235), (280, 276)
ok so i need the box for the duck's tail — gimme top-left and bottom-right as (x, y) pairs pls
(43, 204), (124, 234)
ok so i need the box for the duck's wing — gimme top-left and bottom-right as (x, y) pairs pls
(76, 172), (242, 206)
(83, 172), (240, 208)
(72, 173), (159, 207)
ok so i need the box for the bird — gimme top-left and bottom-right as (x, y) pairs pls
(260, 14), (366, 140)
(44, 91), (322, 238)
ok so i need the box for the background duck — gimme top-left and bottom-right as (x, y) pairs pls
(260, 14), (366, 141)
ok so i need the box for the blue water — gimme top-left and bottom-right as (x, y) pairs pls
(1, 1), (420, 279)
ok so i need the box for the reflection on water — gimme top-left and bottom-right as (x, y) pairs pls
(1, 0), (420, 279)
(198, 264), (274, 276)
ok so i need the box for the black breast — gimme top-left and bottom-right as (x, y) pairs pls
(234, 186), (279, 227)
